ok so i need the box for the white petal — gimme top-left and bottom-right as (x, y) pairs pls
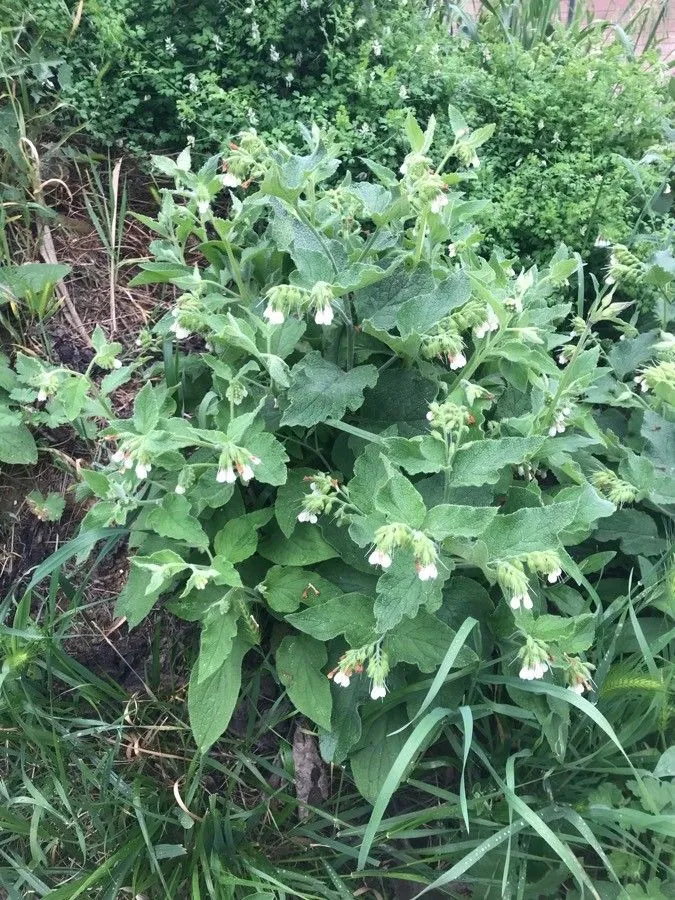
(522, 593), (533, 610)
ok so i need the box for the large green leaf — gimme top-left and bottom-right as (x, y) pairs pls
(384, 610), (477, 672)
(374, 550), (449, 632)
(258, 565), (342, 613)
(196, 599), (239, 683)
(258, 522), (339, 565)
(276, 634), (333, 731)
(146, 494), (210, 551)
(595, 508), (668, 557)
(351, 709), (409, 804)
(188, 631), (249, 752)
(396, 272), (471, 337)
(375, 471), (427, 528)
(450, 437), (546, 487)
(424, 503), (498, 540)
(281, 352), (378, 428)
(285, 593), (377, 646)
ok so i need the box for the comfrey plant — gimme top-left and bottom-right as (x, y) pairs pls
(43, 117), (671, 804)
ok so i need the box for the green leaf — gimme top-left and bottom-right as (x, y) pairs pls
(396, 272), (470, 337)
(258, 522), (339, 566)
(26, 490), (65, 522)
(258, 565), (342, 613)
(131, 549), (189, 595)
(275, 467), (315, 538)
(146, 494), (209, 551)
(374, 550), (449, 633)
(0, 422), (37, 464)
(188, 632), (248, 752)
(196, 599), (239, 683)
(595, 508), (668, 557)
(114, 564), (163, 628)
(133, 383), (161, 434)
(351, 709), (409, 804)
(281, 352), (378, 428)
(382, 435), (446, 475)
(214, 518), (258, 563)
(374, 472), (427, 528)
(242, 430), (288, 486)
(481, 487), (614, 560)
(405, 111), (425, 152)
(423, 504), (498, 540)
(285, 593), (377, 647)
(524, 613), (595, 652)
(450, 437), (546, 487)
(354, 269), (436, 331)
(276, 634), (333, 731)
(357, 707), (449, 868)
(384, 610), (477, 673)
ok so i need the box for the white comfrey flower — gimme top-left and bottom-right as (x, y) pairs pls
(111, 449), (125, 464)
(216, 466), (236, 484)
(187, 73), (199, 94)
(372, 39), (382, 56)
(123, 456), (134, 470)
(568, 682), (585, 695)
(135, 462), (151, 480)
(165, 37), (176, 57)
(430, 192), (448, 214)
(197, 199), (210, 217)
(510, 592), (533, 611)
(548, 414), (566, 436)
(634, 374), (648, 393)
(170, 320), (190, 340)
(186, 134), (195, 148)
(297, 509), (318, 524)
(547, 567), (563, 584)
(398, 84), (409, 100)
(174, 484), (186, 495)
(269, 44), (280, 62)
(557, 351), (568, 366)
(37, 388), (48, 402)
(519, 661), (548, 681)
(474, 308), (499, 340)
(368, 549), (392, 569)
(470, 154), (480, 168)
(222, 172), (241, 188)
(239, 464), (255, 482)
(448, 351), (467, 371)
(370, 684), (387, 700)
(417, 563), (438, 582)
(333, 670), (350, 687)
(285, 72), (294, 86)
(263, 305), (285, 325)
(314, 304), (334, 326)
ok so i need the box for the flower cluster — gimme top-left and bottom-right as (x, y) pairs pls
(548, 404), (572, 437)
(518, 636), (550, 681)
(592, 469), (638, 505)
(497, 551), (563, 610)
(216, 445), (261, 484)
(565, 657), (595, 695)
(111, 445), (153, 481)
(222, 130), (270, 184)
(369, 523), (439, 581)
(329, 643), (389, 700)
(425, 399), (469, 435)
(263, 281), (335, 327)
(605, 243), (644, 287)
(297, 473), (339, 524)
(635, 360), (675, 397)
(399, 151), (448, 214)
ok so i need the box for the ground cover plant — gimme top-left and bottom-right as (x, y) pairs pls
(1, 111), (673, 895)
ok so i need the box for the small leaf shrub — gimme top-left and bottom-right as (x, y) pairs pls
(6, 1), (671, 268)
